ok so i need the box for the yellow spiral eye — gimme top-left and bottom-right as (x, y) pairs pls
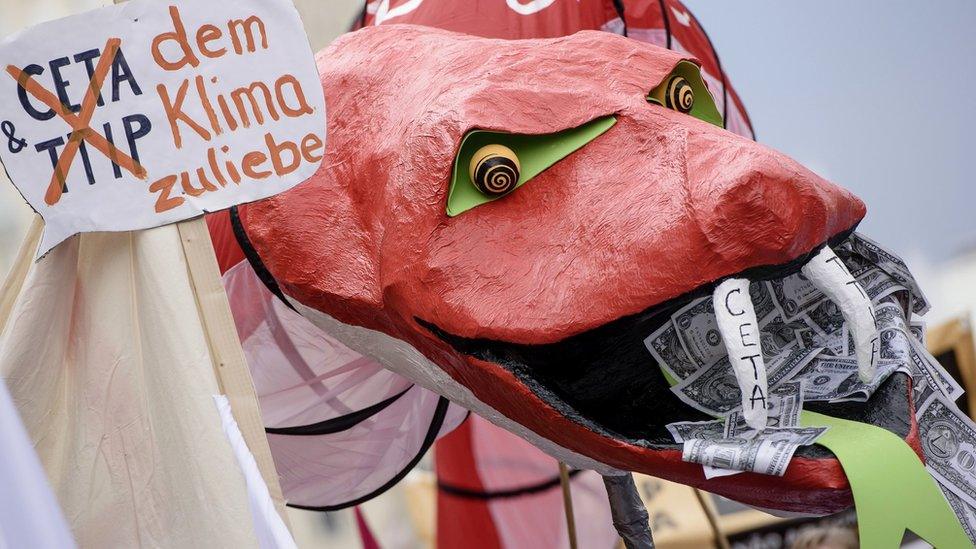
(469, 144), (521, 197)
(665, 76), (694, 114)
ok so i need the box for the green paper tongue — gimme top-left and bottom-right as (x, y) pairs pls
(800, 410), (970, 548)
(661, 363), (968, 545)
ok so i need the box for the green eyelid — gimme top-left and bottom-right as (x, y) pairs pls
(647, 60), (724, 128)
(447, 116), (617, 217)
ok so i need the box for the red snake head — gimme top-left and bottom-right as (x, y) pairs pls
(235, 25), (907, 514)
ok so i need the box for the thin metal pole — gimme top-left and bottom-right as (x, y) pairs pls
(558, 462), (579, 549)
(693, 489), (731, 549)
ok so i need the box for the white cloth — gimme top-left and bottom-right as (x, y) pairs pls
(0, 227), (262, 547)
(0, 377), (75, 549)
(213, 395), (296, 549)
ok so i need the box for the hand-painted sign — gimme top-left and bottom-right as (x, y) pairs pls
(0, 0), (326, 257)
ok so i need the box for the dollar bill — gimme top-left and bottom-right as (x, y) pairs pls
(767, 274), (825, 320)
(805, 298), (844, 337)
(671, 356), (742, 415)
(644, 322), (700, 380)
(758, 312), (804, 358)
(910, 320), (927, 347)
(766, 346), (822, 388)
(795, 326), (820, 350)
(682, 426), (827, 477)
(836, 244), (875, 278)
(749, 281), (778, 322)
(671, 297), (723, 367)
(879, 327), (912, 364)
(726, 381), (803, 435)
(941, 487), (976, 544)
(822, 329), (847, 357)
(671, 346), (816, 418)
(848, 233), (930, 314)
(703, 465), (742, 479)
(917, 396), (976, 509)
(856, 265), (910, 305)
(666, 419), (724, 443)
(875, 299), (908, 330)
(795, 357), (901, 403)
(909, 336), (963, 407)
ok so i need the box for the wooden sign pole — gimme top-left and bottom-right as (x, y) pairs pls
(558, 461), (579, 549)
(177, 216), (290, 525)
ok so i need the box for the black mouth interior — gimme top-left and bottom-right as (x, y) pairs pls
(420, 229), (913, 454)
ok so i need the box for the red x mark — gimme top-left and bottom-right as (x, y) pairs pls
(6, 37), (147, 206)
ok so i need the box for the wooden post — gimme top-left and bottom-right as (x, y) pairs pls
(559, 461), (579, 549)
(177, 217), (290, 525)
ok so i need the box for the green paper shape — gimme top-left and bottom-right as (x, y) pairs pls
(647, 60), (723, 128)
(800, 410), (970, 548)
(446, 116), (616, 216)
(657, 367), (968, 545)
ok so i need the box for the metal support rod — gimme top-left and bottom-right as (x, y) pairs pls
(558, 462), (579, 549)
(603, 474), (655, 549)
(693, 489), (731, 549)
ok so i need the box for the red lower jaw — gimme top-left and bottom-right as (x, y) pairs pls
(447, 353), (921, 515)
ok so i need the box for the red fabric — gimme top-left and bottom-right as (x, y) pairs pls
(355, 507), (381, 549)
(435, 420), (503, 549)
(356, 0), (616, 39)
(240, 24), (866, 514)
(206, 210), (245, 275)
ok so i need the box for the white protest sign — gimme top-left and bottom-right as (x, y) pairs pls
(0, 0), (326, 258)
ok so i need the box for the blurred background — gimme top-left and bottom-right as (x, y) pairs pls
(1, 1), (974, 547)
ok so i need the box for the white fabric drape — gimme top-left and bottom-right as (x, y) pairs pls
(213, 395), (297, 549)
(0, 227), (263, 547)
(0, 377), (75, 548)
(224, 259), (467, 509)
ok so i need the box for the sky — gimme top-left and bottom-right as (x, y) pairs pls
(683, 0), (976, 264)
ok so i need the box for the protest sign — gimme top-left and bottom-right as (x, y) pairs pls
(0, 0), (327, 257)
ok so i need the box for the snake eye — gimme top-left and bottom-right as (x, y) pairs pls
(665, 76), (694, 113)
(469, 144), (521, 196)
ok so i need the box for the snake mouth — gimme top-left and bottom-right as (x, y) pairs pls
(417, 228), (913, 457)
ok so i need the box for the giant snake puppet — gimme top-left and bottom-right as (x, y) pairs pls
(205, 2), (975, 546)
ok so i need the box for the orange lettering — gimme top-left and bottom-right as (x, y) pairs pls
(230, 81), (278, 127)
(149, 175), (185, 212)
(276, 74), (313, 118)
(157, 80), (211, 148)
(242, 150), (271, 179)
(195, 75), (222, 135)
(301, 133), (324, 163)
(196, 24), (226, 58)
(151, 6), (200, 71)
(265, 133), (300, 176)
(228, 16), (268, 54)
(180, 170), (216, 196)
